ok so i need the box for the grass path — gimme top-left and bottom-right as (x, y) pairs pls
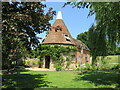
(2, 70), (120, 89)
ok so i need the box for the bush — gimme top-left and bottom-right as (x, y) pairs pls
(38, 61), (43, 64)
(73, 64), (93, 71)
(54, 63), (62, 71)
(32, 61), (37, 65)
(56, 66), (62, 71)
(66, 57), (70, 61)
(111, 65), (120, 70)
(66, 62), (70, 69)
(25, 60), (30, 65)
(73, 68), (81, 71)
(80, 64), (98, 71)
(61, 68), (66, 71)
(85, 64), (93, 70)
(91, 65), (98, 71)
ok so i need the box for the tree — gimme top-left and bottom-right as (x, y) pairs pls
(116, 47), (120, 55)
(64, 2), (120, 47)
(2, 2), (56, 71)
(88, 25), (108, 64)
(77, 31), (89, 48)
(64, 2), (120, 64)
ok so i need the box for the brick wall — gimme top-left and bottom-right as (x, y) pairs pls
(76, 48), (90, 65)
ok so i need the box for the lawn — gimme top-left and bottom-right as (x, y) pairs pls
(2, 70), (120, 89)
(97, 55), (119, 63)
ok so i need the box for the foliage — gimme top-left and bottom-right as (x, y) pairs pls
(79, 59), (120, 71)
(111, 65), (120, 70)
(63, 2), (120, 64)
(2, 2), (56, 70)
(77, 31), (120, 58)
(66, 62), (70, 70)
(37, 61), (43, 65)
(96, 64), (119, 71)
(85, 64), (93, 70)
(77, 32), (89, 48)
(73, 67), (80, 71)
(116, 47), (120, 55)
(54, 63), (62, 71)
(30, 44), (78, 70)
(106, 41), (119, 55)
(66, 57), (70, 61)
(88, 25), (108, 64)
(25, 60), (30, 65)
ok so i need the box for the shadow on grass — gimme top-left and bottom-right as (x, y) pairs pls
(2, 69), (30, 74)
(2, 72), (55, 88)
(74, 70), (120, 88)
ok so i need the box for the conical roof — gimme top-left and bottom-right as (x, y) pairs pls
(42, 11), (90, 51)
(42, 11), (76, 45)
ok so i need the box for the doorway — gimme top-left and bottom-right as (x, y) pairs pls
(45, 56), (50, 68)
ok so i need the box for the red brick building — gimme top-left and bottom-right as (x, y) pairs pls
(42, 11), (91, 70)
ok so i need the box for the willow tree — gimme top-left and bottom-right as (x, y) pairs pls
(2, 2), (56, 71)
(64, 2), (120, 64)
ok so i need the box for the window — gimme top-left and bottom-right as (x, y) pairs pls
(85, 55), (89, 63)
(64, 34), (68, 37)
(54, 26), (62, 31)
(66, 38), (71, 42)
(64, 34), (71, 42)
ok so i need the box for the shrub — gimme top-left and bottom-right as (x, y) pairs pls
(80, 64), (98, 71)
(61, 68), (66, 71)
(66, 57), (70, 61)
(56, 66), (62, 71)
(85, 64), (93, 70)
(66, 62), (70, 68)
(25, 60), (30, 65)
(54, 63), (62, 71)
(38, 61), (43, 64)
(32, 61), (37, 65)
(91, 65), (98, 71)
(111, 65), (120, 70)
(74, 68), (80, 71)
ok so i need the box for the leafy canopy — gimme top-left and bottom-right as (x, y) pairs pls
(64, 2), (120, 64)
(2, 2), (56, 69)
(77, 32), (88, 48)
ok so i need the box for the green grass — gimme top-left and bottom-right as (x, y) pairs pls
(2, 70), (120, 89)
(105, 55), (119, 63)
(97, 55), (119, 63)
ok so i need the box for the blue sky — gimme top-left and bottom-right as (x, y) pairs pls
(38, 2), (95, 41)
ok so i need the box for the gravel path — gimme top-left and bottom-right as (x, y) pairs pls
(25, 68), (55, 71)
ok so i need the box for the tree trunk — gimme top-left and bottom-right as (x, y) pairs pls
(92, 56), (97, 65)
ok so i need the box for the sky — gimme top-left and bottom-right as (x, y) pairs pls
(38, 2), (96, 41)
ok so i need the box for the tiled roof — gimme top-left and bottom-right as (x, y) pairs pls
(42, 19), (76, 45)
(42, 11), (90, 51)
(73, 38), (90, 50)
